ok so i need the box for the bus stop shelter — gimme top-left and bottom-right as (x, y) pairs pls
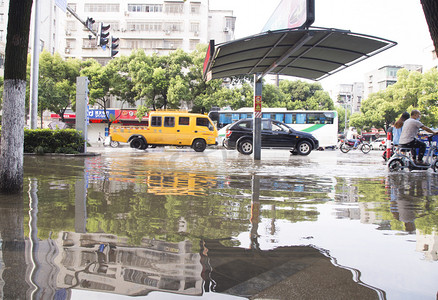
(203, 26), (396, 160)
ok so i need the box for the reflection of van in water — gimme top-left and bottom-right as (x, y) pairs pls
(110, 111), (218, 152)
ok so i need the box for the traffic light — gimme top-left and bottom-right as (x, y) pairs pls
(110, 37), (119, 58)
(97, 22), (110, 47)
(85, 17), (95, 31)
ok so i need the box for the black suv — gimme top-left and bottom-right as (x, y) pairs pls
(224, 118), (319, 155)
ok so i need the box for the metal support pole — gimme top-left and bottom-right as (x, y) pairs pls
(29, 0), (40, 129)
(253, 74), (262, 160)
(75, 77), (89, 153)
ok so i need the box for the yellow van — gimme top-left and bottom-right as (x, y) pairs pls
(110, 111), (218, 152)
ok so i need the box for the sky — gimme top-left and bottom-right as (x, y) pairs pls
(208, 0), (435, 93)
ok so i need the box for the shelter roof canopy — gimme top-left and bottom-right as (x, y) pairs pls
(204, 27), (397, 81)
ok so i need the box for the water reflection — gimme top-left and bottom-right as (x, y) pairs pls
(0, 154), (436, 298)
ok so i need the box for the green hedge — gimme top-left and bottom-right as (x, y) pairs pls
(23, 129), (85, 154)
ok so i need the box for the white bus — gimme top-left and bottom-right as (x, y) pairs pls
(209, 107), (338, 149)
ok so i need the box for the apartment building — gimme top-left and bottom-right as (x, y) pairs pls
(0, 0), (235, 73)
(64, 0), (235, 64)
(364, 64), (422, 99)
(334, 82), (364, 114)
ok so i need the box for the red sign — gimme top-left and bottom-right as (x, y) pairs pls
(254, 96), (262, 112)
(51, 113), (76, 119)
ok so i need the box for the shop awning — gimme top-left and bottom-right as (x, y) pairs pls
(203, 27), (397, 81)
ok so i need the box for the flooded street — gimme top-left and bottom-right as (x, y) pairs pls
(1, 148), (437, 299)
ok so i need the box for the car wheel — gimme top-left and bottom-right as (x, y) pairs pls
(139, 139), (148, 150)
(110, 140), (119, 148)
(130, 138), (145, 149)
(238, 139), (253, 155)
(192, 139), (206, 152)
(296, 140), (312, 155)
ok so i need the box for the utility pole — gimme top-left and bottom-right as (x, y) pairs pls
(29, 0), (40, 129)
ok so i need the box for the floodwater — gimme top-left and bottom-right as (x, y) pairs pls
(0, 147), (437, 300)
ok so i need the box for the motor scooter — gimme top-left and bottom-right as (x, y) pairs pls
(388, 135), (438, 172)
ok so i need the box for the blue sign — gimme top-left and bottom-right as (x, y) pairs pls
(88, 109), (116, 120)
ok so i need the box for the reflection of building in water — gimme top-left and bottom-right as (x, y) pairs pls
(416, 232), (438, 261)
(54, 232), (202, 296)
(335, 181), (359, 203)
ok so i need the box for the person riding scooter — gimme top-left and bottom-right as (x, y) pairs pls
(398, 109), (437, 166)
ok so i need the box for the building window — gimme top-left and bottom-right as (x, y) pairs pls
(190, 3), (200, 14)
(127, 22), (162, 32)
(190, 22), (199, 33)
(162, 39), (182, 49)
(163, 22), (183, 32)
(128, 4), (162, 12)
(0, 13), (4, 24)
(189, 39), (199, 51)
(0, 30), (3, 42)
(84, 4), (119, 12)
(66, 39), (76, 49)
(83, 38), (97, 48)
(66, 21), (76, 31)
(165, 3), (183, 14)
(67, 3), (76, 12)
(225, 17), (235, 30)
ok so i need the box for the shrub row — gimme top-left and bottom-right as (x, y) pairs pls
(23, 128), (85, 154)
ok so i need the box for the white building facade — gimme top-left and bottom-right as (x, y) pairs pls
(334, 82), (364, 114)
(364, 64), (423, 99)
(63, 0), (235, 64)
(0, 0), (235, 73)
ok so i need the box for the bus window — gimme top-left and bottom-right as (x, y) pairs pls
(285, 113), (293, 124)
(219, 113), (232, 125)
(307, 113), (320, 124)
(323, 112), (334, 124)
(151, 116), (162, 127)
(240, 113), (248, 119)
(179, 117), (190, 125)
(164, 116), (175, 127)
(275, 114), (284, 122)
(232, 113), (240, 122)
(296, 114), (306, 124)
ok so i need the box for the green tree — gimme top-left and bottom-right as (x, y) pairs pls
(279, 80), (334, 110)
(80, 58), (137, 130)
(38, 51), (81, 122)
(129, 49), (193, 110)
(353, 68), (438, 131)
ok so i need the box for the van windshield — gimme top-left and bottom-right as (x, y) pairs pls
(196, 117), (214, 131)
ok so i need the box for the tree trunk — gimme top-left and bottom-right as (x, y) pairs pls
(421, 0), (438, 56)
(0, 0), (33, 193)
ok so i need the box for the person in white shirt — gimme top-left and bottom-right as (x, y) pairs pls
(399, 110), (437, 165)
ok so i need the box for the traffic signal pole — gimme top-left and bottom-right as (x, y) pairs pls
(66, 6), (98, 37)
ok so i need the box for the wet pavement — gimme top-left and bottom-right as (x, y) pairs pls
(0, 147), (437, 299)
